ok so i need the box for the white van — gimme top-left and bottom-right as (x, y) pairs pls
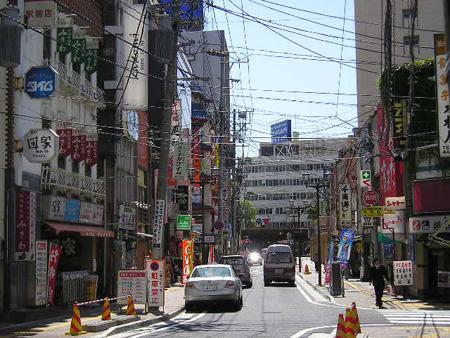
(263, 244), (295, 287)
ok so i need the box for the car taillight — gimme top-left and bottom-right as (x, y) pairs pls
(186, 282), (195, 289)
(225, 281), (235, 288)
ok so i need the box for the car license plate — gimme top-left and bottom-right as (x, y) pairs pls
(205, 284), (217, 291)
(275, 269), (283, 274)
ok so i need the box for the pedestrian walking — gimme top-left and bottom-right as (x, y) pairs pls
(368, 258), (389, 309)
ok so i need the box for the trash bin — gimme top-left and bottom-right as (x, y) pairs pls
(83, 275), (98, 301)
(330, 262), (343, 296)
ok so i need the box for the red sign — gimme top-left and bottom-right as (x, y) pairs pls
(47, 243), (62, 305)
(15, 191), (36, 261)
(56, 128), (72, 157)
(71, 133), (86, 162)
(362, 190), (378, 206)
(85, 141), (98, 166)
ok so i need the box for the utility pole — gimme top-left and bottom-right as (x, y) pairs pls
(153, 3), (179, 260)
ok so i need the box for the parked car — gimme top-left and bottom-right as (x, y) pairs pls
(263, 244), (295, 287)
(184, 264), (243, 311)
(219, 255), (253, 287)
(248, 251), (263, 265)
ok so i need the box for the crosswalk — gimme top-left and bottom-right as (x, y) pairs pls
(381, 310), (450, 326)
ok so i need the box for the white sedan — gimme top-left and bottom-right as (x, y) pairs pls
(185, 264), (243, 311)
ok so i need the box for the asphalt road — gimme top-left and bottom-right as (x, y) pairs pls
(108, 266), (389, 338)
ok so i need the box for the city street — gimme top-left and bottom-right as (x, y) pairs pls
(105, 266), (390, 338)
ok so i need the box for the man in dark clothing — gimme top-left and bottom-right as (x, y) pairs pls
(369, 258), (389, 308)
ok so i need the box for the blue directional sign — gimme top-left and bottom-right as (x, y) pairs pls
(25, 66), (56, 98)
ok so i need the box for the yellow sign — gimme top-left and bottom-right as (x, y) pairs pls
(362, 207), (383, 217)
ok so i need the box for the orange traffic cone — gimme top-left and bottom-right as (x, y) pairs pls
(101, 297), (112, 320)
(304, 264), (311, 275)
(126, 295), (137, 316)
(344, 307), (356, 338)
(65, 304), (86, 336)
(351, 302), (361, 334)
(335, 313), (346, 338)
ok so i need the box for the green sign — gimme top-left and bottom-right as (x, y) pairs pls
(72, 38), (86, 65)
(177, 215), (192, 230)
(56, 27), (73, 56)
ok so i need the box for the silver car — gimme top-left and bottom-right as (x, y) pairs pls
(185, 264), (243, 311)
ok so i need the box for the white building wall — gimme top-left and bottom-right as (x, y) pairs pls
(354, 0), (444, 126)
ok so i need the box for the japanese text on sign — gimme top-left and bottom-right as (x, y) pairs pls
(393, 260), (413, 286)
(339, 183), (351, 221)
(117, 270), (147, 305)
(435, 34), (450, 157)
(146, 260), (165, 308)
(15, 191), (36, 261)
(35, 240), (48, 306)
(153, 200), (165, 247)
(47, 243), (62, 305)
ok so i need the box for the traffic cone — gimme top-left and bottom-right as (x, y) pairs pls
(304, 264), (311, 275)
(344, 307), (356, 338)
(335, 313), (346, 338)
(65, 304), (86, 335)
(101, 297), (112, 320)
(126, 295), (137, 316)
(351, 302), (361, 334)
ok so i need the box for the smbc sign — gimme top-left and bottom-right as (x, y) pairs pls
(25, 66), (56, 98)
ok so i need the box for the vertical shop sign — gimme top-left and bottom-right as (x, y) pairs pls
(56, 27), (73, 56)
(393, 100), (407, 152)
(435, 34), (450, 157)
(153, 200), (165, 247)
(182, 239), (194, 284)
(35, 240), (48, 306)
(339, 183), (351, 222)
(71, 131), (86, 162)
(56, 128), (72, 157)
(15, 191), (36, 261)
(146, 259), (165, 308)
(47, 243), (63, 305)
(174, 143), (189, 179)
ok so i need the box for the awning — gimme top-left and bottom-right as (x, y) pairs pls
(46, 222), (114, 238)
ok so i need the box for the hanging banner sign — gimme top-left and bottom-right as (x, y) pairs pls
(153, 200), (165, 247)
(71, 131), (87, 162)
(85, 134), (98, 166)
(339, 183), (351, 221)
(56, 128), (72, 157)
(182, 239), (194, 284)
(35, 240), (48, 306)
(47, 243), (62, 305)
(15, 191), (36, 261)
(336, 228), (355, 264)
(435, 34), (450, 157)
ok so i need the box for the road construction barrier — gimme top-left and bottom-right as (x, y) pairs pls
(335, 313), (346, 338)
(66, 304), (87, 336)
(101, 297), (112, 320)
(351, 302), (361, 334)
(126, 295), (137, 316)
(304, 264), (311, 275)
(344, 307), (356, 338)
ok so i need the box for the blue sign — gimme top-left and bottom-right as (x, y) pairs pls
(160, 0), (203, 27)
(64, 199), (81, 222)
(336, 228), (355, 263)
(270, 120), (292, 143)
(25, 66), (56, 98)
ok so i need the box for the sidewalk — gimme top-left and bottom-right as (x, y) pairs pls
(299, 258), (450, 311)
(0, 285), (185, 338)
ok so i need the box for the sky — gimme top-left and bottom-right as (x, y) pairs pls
(204, 0), (358, 156)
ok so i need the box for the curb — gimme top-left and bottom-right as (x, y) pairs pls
(297, 273), (335, 303)
(95, 306), (185, 337)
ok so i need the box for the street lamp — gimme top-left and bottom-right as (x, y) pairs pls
(304, 169), (332, 287)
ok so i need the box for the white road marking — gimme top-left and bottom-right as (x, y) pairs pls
(290, 324), (392, 338)
(381, 310), (450, 326)
(295, 276), (343, 308)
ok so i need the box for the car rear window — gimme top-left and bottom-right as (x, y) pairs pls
(266, 252), (292, 263)
(219, 257), (245, 266)
(192, 267), (232, 278)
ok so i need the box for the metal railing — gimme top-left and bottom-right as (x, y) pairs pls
(41, 167), (105, 198)
(53, 59), (105, 107)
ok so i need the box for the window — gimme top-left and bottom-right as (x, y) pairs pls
(192, 266), (232, 278)
(72, 160), (79, 173)
(58, 156), (65, 170)
(403, 35), (420, 54)
(275, 207), (285, 214)
(402, 8), (417, 28)
(266, 252), (292, 263)
(85, 165), (92, 178)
